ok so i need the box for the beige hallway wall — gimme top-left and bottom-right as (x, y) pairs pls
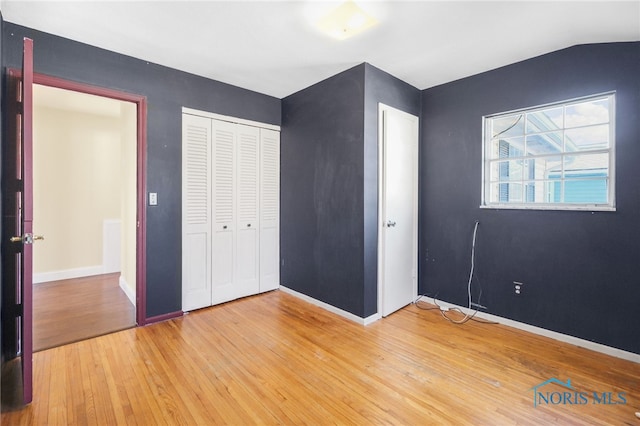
(33, 104), (122, 274)
(33, 85), (137, 304)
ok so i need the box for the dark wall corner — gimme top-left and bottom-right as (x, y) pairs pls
(281, 64), (367, 317)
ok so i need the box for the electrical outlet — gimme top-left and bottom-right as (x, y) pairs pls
(514, 281), (523, 295)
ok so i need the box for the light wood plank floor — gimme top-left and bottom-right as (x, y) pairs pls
(2, 290), (638, 424)
(33, 273), (136, 351)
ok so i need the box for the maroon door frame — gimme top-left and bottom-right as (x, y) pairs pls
(18, 72), (150, 327)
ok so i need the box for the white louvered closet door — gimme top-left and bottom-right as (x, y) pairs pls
(211, 120), (237, 305)
(183, 111), (280, 311)
(235, 124), (261, 298)
(182, 115), (212, 311)
(259, 128), (280, 292)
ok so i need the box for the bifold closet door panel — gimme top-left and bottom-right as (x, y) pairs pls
(236, 124), (260, 299)
(211, 120), (237, 305)
(260, 128), (280, 292)
(183, 112), (280, 310)
(182, 114), (212, 311)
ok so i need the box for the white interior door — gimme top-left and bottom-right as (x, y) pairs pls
(379, 104), (418, 317)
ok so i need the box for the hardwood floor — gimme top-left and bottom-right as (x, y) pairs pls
(33, 273), (136, 351)
(2, 290), (638, 424)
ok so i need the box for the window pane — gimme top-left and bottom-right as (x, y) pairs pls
(563, 179), (608, 203)
(528, 156), (562, 180)
(564, 153), (609, 178)
(490, 137), (524, 159)
(491, 160), (525, 181)
(490, 182), (522, 203)
(491, 114), (524, 139)
(565, 98), (609, 128)
(522, 181), (562, 203)
(523, 181), (537, 203)
(565, 124), (609, 152)
(526, 107), (563, 133)
(526, 132), (563, 155)
(545, 181), (563, 203)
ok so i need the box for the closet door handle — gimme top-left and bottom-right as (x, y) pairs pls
(223, 225), (227, 229)
(247, 223), (251, 228)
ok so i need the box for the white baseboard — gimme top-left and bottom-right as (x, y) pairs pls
(427, 298), (640, 364)
(364, 312), (382, 325)
(119, 276), (136, 307)
(33, 265), (104, 284)
(279, 286), (379, 326)
(35, 219), (122, 284)
(277, 287), (639, 363)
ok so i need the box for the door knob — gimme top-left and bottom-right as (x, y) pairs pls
(10, 233), (44, 244)
(386, 220), (396, 228)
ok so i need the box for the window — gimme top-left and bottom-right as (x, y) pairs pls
(482, 93), (615, 210)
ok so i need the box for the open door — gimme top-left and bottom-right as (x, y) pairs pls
(378, 104), (419, 317)
(1, 37), (36, 405)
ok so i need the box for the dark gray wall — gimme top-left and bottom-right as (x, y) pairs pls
(281, 64), (366, 316)
(1, 22), (281, 318)
(420, 42), (640, 355)
(281, 63), (420, 318)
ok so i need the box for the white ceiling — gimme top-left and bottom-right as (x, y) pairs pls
(1, 1), (639, 98)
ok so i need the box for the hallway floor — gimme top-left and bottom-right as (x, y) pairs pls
(33, 273), (135, 351)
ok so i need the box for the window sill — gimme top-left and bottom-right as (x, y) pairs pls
(479, 204), (616, 212)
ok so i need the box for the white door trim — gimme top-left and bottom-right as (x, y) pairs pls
(377, 103), (419, 317)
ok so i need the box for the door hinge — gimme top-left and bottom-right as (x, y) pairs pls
(8, 178), (23, 192)
(1, 303), (23, 318)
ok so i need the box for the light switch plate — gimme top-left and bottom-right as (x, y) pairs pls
(149, 192), (158, 206)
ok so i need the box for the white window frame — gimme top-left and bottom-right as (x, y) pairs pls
(481, 92), (616, 211)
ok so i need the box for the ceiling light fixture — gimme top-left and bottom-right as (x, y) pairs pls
(316, 1), (378, 41)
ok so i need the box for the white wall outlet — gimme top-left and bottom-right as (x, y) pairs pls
(514, 281), (523, 295)
(149, 192), (158, 206)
